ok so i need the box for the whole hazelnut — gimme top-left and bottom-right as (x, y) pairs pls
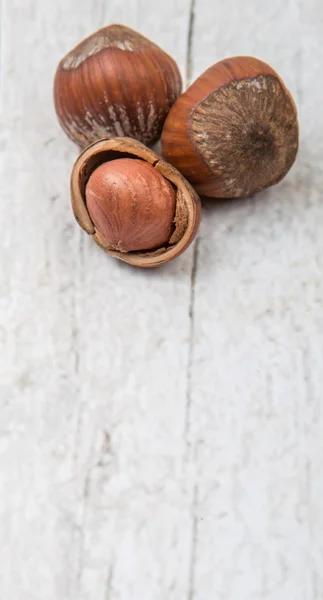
(71, 137), (201, 268)
(161, 56), (299, 198)
(54, 24), (182, 148)
(86, 159), (176, 253)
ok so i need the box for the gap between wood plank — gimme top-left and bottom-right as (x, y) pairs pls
(185, 0), (198, 444)
(187, 0), (196, 86)
(185, 237), (199, 444)
(185, 239), (199, 599)
(185, 2), (199, 598)
(187, 484), (198, 600)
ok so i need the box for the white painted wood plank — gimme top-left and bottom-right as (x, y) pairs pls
(188, 1), (323, 599)
(1, 1), (322, 599)
(0, 2), (194, 599)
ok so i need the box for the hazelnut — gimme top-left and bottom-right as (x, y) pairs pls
(71, 137), (201, 268)
(54, 24), (182, 149)
(161, 56), (299, 198)
(86, 159), (176, 253)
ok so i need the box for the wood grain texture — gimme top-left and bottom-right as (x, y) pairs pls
(0, 1), (322, 600)
(187, 1), (323, 599)
(0, 1), (194, 599)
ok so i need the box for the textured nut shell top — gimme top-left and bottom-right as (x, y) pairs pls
(161, 56), (299, 198)
(54, 24), (182, 148)
(70, 137), (201, 268)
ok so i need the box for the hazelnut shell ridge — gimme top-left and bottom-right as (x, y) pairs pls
(161, 56), (299, 198)
(70, 137), (201, 268)
(54, 24), (182, 148)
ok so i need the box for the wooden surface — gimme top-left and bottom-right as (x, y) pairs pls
(0, 1), (322, 599)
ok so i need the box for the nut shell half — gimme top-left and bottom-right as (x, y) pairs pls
(71, 137), (201, 268)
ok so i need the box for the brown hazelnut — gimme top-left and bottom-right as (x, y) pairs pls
(86, 159), (176, 253)
(161, 56), (299, 198)
(54, 24), (182, 148)
(71, 137), (201, 268)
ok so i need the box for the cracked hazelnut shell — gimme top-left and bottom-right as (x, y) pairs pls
(54, 24), (182, 148)
(161, 56), (299, 198)
(71, 137), (201, 268)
